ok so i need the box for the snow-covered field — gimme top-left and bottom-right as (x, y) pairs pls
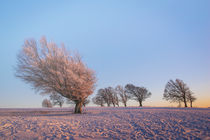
(0, 107), (209, 140)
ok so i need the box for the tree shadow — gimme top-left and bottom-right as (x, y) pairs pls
(0, 108), (95, 117)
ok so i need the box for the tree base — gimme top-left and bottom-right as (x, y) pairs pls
(74, 101), (83, 113)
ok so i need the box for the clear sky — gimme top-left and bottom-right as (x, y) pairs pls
(0, 0), (209, 108)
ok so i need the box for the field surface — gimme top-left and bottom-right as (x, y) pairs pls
(0, 107), (209, 140)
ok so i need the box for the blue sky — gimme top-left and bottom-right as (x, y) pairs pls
(0, 0), (210, 107)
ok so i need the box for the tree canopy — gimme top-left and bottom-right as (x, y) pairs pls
(125, 84), (151, 107)
(163, 79), (195, 107)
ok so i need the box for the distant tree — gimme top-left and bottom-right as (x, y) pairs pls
(163, 79), (191, 107)
(98, 88), (111, 107)
(42, 99), (52, 108)
(125, 84), (151, 107)
(113, 92), (120, 107)
(83, 98), (90, 107)
(115, 85), (130, 107)
(92, 93), (105, 107)
(177, 100), (182, 108)
(187, 92), (196, 108)
(66, 99), (75, 106)
(15, 37), (96, 113)
(96, 87), (119, 107)
(106, 87), (119, 107)
(50, 92), (65, 107)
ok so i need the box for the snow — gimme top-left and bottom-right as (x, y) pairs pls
(0, 107), (209, 139)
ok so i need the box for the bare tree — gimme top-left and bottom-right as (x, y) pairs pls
(125, 84), (151, 107)
(97, 88), (111, 107)
(83, 98), (90, 107)
(15, 37), (96, 113)
(113, 92), (120, 107)
(177, 100), (182, 108)
(115, 85), (130, 107)
(42, 99), (52, 108)
(106, 87), (117, 107)
(187, 92), (196, 108)
(92, 93), (105, 107)
(96, 87), (119, 107)
(163, 79), (191, 107)
(50, 92), (65, 107)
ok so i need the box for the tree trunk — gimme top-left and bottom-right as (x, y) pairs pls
(183, 94), (188, 107)
(139, 101), (142, 107)
(59, 103), (62, 108)
(113, 101), (116, 107)
(124, 102), (127, 107)
(190, 101), (192, 108)
(74, 100), (83, 113)
(184, 99), (187, 107)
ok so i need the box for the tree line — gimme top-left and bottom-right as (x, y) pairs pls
(92, 79), (196, 108)
(15, 37), (197, 113)
(42, 79), (196, 109)
(92, 84), (151, 107)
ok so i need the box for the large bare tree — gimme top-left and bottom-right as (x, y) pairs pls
(163, 79), (191, 107)
(125, 84), (151, 107)
(15, 37), (96, 113)
(115, 85), (130, 107)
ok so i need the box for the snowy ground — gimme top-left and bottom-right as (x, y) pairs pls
(0, 107), (209, 140)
